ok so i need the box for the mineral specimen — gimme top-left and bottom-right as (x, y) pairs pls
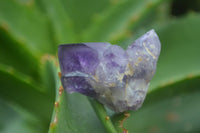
(58, 29), (161, 112)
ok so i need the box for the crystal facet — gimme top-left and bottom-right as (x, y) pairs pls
(58, 29), (161, 112)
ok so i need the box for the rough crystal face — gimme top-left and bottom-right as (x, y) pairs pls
(58, 29), (161, 112)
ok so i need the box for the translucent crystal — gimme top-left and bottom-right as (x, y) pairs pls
(58, 29), (161, 112)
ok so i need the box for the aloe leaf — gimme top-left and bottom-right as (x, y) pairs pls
(112, 13), (200, 133)
(0, 64), (54, 122)
(150, 13), (200, 90)
(48, 63), (107, 133)
(0, 26), (40, 80)
(88, 98), (118, 133)
(35, 0), (76, 44)
(82, 0), (167, 42)
(60, 0), (110, 34)
(113, 76), (200, 133)
(0, 99), (47, 133)
(40, 55), (57, 97)
(0, 0), (55, 56)
(49, 92), (109, 133)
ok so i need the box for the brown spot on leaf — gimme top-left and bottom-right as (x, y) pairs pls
(55, 61), (58, 67)
(50, 55), (56, 60)
(146, 2), (153, 8)
(110, 0), (120, 5)
(122, 130), (128, 133)
(160, 82), (167, 87)
(0, 23), (9, 31)
(58, 72), (62, 78)
(40, 54), (50, 64)
(41, 54), (50, 61)
(105, 116), (110, 120)
(166, 112), (179, 122)
(50, 123), (54, 128)
(124, 112), (130, 117)
(55, 102), (59, 108)
(40, 54), (56, 64)
(119, 112), (130, 133)
(130, 15), (140, 24)
(27, 0), (34, 7)
(187, 74), (194, 79)
(59, 86), (64, 95)
(50, 114), (58, 128)
(167, 80), (174, 86)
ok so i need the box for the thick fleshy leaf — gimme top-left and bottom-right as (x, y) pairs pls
(0, 64), (53, 121)
(150, 14), (200, 90)
(60, 0), (110, 34)
(0, 26), (40, 80)
(35, 0), (75, 44)
(119, 76), (200, 133)
(117, 2), (171, 47)
(112, 14), (200, 133)
(40, 55), (57, 97)
(48, 64), (106, 133)
(49, 93), (107, 133)
(82, 0), (167, 42)
(0, 99), (47, 133)
(0, 0), (55, 56)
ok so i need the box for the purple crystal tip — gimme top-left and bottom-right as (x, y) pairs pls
(58, 29), (161, 112)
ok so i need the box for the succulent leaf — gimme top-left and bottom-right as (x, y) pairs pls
(82, 0), (168, 42)
(0, 64), (53, 121)
(0, 0), (55, 56)
(112, 14), (200, 133)
(35, 0), (76, 44)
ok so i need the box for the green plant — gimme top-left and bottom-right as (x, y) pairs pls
(0, 0), (200, 133)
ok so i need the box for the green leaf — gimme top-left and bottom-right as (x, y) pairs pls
(0, 99), (47, 133)
(0, 64), (54, 122)
(82, 0), (167, 42)
(88, 98), (118, 133)
(48, 64), (106, 133)
(112, 13), (200, 133)
(0, 26), (40, 80)
(150, 13), (200, 90)
(118, 76), (200, 133)
(60, 0), (110, 34)
(49, 92), (108, 133)
(0, 0), (55, 56)
(40, 55), (57, 97)
(35, 0), (76, 44)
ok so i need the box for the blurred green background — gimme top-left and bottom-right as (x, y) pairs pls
(0, 0), (200, 133)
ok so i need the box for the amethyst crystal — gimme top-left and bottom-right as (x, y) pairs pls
(58, 29), (161, 112)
